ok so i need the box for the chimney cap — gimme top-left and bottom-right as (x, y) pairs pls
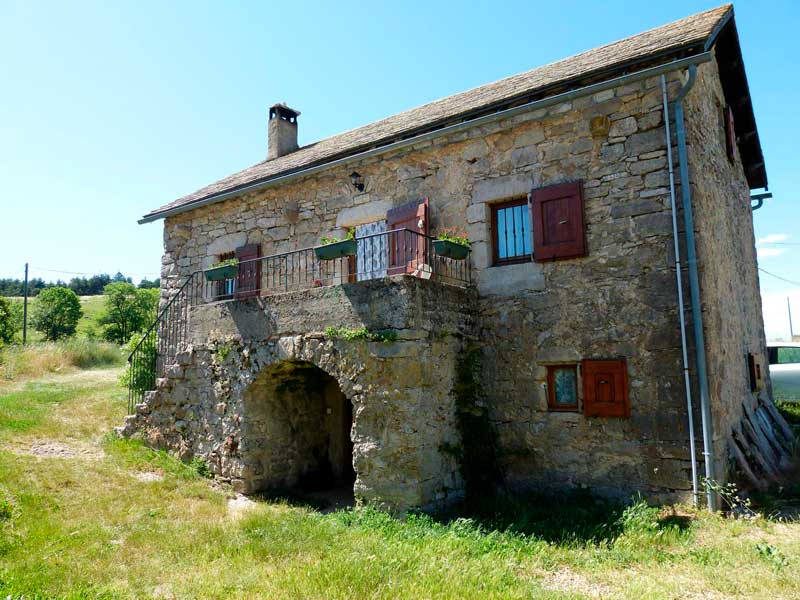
(269, 103), (300, 122)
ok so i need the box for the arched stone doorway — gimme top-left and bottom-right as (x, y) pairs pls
(241, 360), (355, 498)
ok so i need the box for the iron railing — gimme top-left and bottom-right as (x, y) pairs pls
(190, 228), (471, 304)
(126, 228), (470, 412)
(126, 276), (194, 413)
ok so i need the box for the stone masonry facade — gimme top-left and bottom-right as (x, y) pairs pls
(125, 47), (770, 509)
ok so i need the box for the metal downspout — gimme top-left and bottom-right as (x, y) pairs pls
(661, 74), (699, 506)
(674, 65), (716, 510)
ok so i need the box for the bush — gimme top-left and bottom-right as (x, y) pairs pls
(98, 283), (159, 344)
(120, 332), (157, 395)
(0, 339), (124, 380)
(0, 298), (14, 345)
(30, 287), (82, 341)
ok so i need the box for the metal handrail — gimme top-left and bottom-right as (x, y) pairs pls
(125, 228), (471, 413)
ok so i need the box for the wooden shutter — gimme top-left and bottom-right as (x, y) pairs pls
(582, 359), (629, 418)
(235, 243), (261, 299)
(387, 198), (429, 275)
(724, 105), (737, 162)
(531, 182), (585, 262)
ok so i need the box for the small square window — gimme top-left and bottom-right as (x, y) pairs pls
(491, 198), (532, 265)
(546, 364), (579, 411)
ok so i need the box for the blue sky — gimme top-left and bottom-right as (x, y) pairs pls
(0, 1), (797, 336)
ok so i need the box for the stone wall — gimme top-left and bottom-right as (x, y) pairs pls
(146, 55), (767, 504)
(684, 55), (770, 482)
(122, 277), (473, 510)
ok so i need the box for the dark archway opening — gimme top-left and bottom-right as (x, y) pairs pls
(244, 360), (355, 505)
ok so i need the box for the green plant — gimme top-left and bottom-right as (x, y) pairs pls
(97, 283), (159, 344)
(0, 298), (14, 346)
(30, 287), (83, 341)
(755, 542), (789, 569)
(436, 229), (471, 247)
(320, 227), (356, 245)
(210, 258), (239, 269)
(450, 344), (503, 498)
(703, 478), (757, 517)
(189, 457), (213, 478)
(324, 326), (397, 343)
(120, 332), (157, 395)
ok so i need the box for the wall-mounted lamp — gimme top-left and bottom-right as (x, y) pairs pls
(350, 171), (365, 193)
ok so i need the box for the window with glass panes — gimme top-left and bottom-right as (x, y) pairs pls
(491, 198), (531, 264)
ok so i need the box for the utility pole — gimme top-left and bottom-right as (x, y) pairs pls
(22, 263), (28, 345)
(790, 297), (795, 341)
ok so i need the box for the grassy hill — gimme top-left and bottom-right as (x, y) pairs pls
(6, 295), (106, 342)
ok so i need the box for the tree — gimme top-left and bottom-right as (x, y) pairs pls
(98, 283), (159, 344)
(30, 287), (82, 341)
(0, 297), (15, 345)
(138, 277), (160, 289)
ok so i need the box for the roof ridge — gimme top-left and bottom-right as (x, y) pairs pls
(143, 4), (735, 221)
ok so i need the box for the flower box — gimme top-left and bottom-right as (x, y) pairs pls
(204, 264), (239, 281)
(433, 239), (470, 260)
(314, 239), (358, 261)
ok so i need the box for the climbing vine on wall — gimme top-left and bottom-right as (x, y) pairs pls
(450, 344), (504, 498)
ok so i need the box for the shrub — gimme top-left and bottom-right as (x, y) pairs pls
(98, 283), (159, 344)
(120, 332), (157, 395)
(0, 298), (14, 345)
(30, 287), (82, 341)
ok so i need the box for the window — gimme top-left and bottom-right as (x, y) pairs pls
(546, 365), (579, 411)
(216, 251), (236, 299)
(491, 198), (531, 264)
(582, 359), (629, 418)
(489, 182), (586, 266)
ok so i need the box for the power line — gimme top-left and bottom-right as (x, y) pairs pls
(759, 267), (800, 286)
(29, 266), (160, 279)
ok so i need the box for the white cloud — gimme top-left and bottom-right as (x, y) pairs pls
(757, 247), (786, 259)
(757, 233), (789, 246)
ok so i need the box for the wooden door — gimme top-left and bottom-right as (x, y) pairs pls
(387, 198), (429, 275)
(235, 243), (262, 299)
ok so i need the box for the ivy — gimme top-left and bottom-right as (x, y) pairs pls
(324, 326), (397, 343)
(450, 344), (503, 498)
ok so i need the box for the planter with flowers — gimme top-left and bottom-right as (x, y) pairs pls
(314, 227), (357, 261)
(433, 231), (471, 260)
(204, 258), (239, 281)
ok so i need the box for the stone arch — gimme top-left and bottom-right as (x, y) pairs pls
(236, 337), (363, 497)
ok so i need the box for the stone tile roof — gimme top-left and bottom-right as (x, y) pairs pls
(144, 4), (732, 221)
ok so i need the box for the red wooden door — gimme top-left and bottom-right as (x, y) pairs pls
(387, 198), (429, 275)
(235, 243), (262, 299)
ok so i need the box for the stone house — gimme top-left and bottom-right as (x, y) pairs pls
(121, 5), (793, 511)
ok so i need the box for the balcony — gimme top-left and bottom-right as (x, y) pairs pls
(127, 229), (471, 411)
(192, 228), (471, 304)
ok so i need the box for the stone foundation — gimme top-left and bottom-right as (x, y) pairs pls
(120, 277), (473, 510)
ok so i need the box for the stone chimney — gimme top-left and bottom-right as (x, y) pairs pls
(268, 103), (300, 160)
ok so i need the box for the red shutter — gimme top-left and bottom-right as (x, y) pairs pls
(724, 105), (736, 162)
(582, 359), (629, 418)
(235, 243), (261, 299)
(531, 182), (585, 262)
(387, 198), (429, 275)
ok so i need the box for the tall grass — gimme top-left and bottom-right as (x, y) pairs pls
(0, 339), (124, 381)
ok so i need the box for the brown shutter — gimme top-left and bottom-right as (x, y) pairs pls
(582, 359), (629, 418)
(235, 243), (261, 299)
(724, 105), (737, 162)
(387, 198), (429, 275)
(531, 181), (585, 262)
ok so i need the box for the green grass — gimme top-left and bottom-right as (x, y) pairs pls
(0, 339), (124, 382)
(7, 295), (106, 342)
(1, 370), (800, 599)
